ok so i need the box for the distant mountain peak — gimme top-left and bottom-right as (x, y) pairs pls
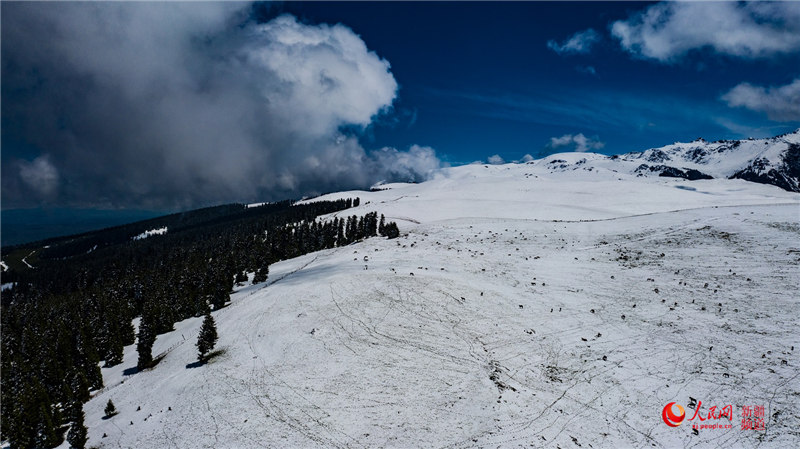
(614, 131), (800, 192)
(532, 130), (800, 193)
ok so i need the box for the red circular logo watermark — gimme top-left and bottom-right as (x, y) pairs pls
(662, 402), (686, 427)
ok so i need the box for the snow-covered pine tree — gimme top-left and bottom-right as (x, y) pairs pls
(196, 312), (218, 361)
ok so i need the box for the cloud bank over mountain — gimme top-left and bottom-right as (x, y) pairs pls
(548, 133), (605, 153)
(1, 3), (441, 209)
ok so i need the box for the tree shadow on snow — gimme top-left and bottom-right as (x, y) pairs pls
(123, 353), (167, 374)
(185, 349), (225, 369)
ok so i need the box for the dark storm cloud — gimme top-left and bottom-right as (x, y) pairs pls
(1, 2), (441, 209)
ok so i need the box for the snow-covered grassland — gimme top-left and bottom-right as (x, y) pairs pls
(77, 160), (798, 448)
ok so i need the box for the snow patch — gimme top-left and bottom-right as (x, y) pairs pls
(133, 227), (168, 241)
(21, 250), (35, 269)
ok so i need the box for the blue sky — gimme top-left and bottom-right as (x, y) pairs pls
(2, 1), (799, 212)
(275, 1), (799, 164)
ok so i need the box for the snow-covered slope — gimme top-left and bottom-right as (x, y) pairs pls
(78, 164), (799, 448)
(303, 154), (798, 225)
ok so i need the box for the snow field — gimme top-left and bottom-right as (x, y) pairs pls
(82, 201), (799, 448)
(74, 161), (799, 448)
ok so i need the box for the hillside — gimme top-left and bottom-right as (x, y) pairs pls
(71, 163), (800, 448)
(1, 197), (395, 449)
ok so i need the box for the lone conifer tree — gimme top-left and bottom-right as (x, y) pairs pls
(104, 399), (117, 417)
(197, 312), (218, 361)
(67, 402), (88, 449)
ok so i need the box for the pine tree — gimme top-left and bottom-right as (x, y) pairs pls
(196, 312), (218, 361)
(336, 219), (345, 246)
(67, 402), (88, 449)
(69, 370), (91, 403)
(75, 324), (104, 390)
(136, 316), (155, 370)
(369, 212), (378, 236)
(210, 284), (229, 310)
(104, 399), (117, 417)
(384, 222), (400, 239)
(235, 271), (247, 284)
(34, 402), (60, 448)
(345, 216), (354, 243)
(357, 216), (366, 239)
(104, 331), (124, 367)
(121, 313), (136, 346)
(252, 265), (268, 284)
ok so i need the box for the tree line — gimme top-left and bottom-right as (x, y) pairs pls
(1, 198), (399, 448)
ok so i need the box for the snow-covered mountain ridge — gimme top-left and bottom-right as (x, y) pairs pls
(558, 129), (800, 192)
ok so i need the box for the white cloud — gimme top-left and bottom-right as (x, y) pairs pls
(520, 154), (534, 163)
(2, 5), (440, 208)
(722, 78), (800, 122)
(548, 133), (605, 153)
(547, 29), (600, 55)
(370, 145), (444, 183)
(487, 154), (505, 165)
(19, 155), (59, 197)
(243, 15), (398, 133)
(611, 2), (800, 62)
